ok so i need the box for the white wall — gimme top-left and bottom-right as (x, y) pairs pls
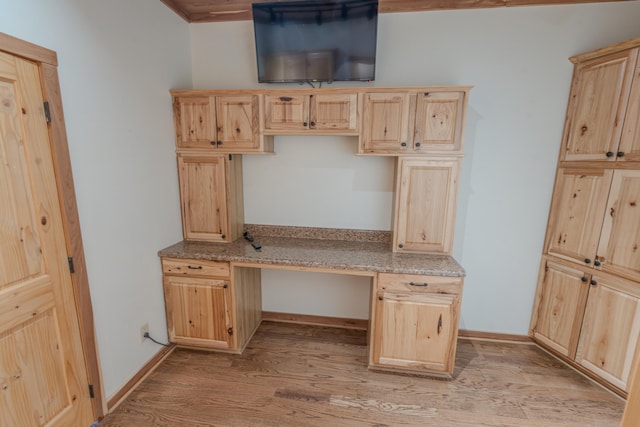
(0, 0), (191, 398)
(190, 3), (640, 333)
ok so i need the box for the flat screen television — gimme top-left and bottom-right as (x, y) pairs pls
(252, 0), (378, 83)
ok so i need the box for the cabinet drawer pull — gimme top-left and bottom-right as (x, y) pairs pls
(279, 96), (293, 102)
(409, 282), (428, 287)
(187, 265), (203, 270)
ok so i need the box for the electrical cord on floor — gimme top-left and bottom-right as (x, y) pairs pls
(143, 332), (170, 347)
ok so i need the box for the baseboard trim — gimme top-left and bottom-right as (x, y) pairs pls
(107, 344), (175, 411)
(458, 329), (534, 343)
(262, 311), (368, 330)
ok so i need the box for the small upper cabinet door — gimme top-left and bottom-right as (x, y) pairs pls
(174, 96), (217, 149)
(562, 49), (638, 161)
(264, 94), (310, 130)
(413, 91), (465, 153)
(215, 95), (260, 151)
(618, 65), (640, 162)
(360, 92), (410, 153)
(544, 168), (613, 266)
(596, 169), (640, 282)
(310, 93), (358, 131)
(393, 157), (460, 254)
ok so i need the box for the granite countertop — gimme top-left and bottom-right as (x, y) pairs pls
(158, 225), (465, 277)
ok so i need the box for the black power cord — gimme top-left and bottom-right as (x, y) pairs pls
(143, 332), (170, 347)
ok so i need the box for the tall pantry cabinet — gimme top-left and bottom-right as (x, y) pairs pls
(530, 36), (640, 396)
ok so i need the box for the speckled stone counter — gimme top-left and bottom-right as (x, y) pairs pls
(158, 225), (465, 277)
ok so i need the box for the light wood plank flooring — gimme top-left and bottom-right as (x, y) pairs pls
(101, 322), (624, 426)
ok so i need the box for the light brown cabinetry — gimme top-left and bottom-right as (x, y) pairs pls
(161, 258), (261, 352)
(360, 90), (466, 155)
(173, 94), (273, 153)
(371, 273), (463, 377)
(177, 153), (243, 242)
(393, 157), (460, 254)
(263, 93), (358, 132)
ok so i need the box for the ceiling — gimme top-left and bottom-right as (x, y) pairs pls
(160, 0), (632, 23)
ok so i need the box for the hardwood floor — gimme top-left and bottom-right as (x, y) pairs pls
(101, 321), (624, 426)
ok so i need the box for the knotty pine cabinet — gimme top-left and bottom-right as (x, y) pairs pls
(371, 273), (463, 377)
(263, 93), (358, 132)
(177, 153), (244, 243)
(161, 258), (261, 352)
(392, 157), (460, 254)
(360, 90), (467, 155)
(173, 94), (274, 153)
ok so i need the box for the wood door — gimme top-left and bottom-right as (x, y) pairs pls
(0, 52), (94, 426)
(264, 94), (309, 131)
(530, 259), (590, 358)
(393, 157), (460, 254)
(173, 95), (217, 149)
(622, 349), (640, 426)
(619, 65), (640, 162)
(372, 291), (459, 375)
(309, 93), (358, 131)
(164, 276), (233, 349)
(596, 169), (640, 282)
(215, 95), (260, 151)
(413, 91), (464, 152)
(544, 168), (613, 266)
(360, 92), (410, 154)
(177, 154), (230, 242)
(562, 49), (638, 161)
(576, 274), (640, 391)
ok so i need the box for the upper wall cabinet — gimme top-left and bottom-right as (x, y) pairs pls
(263, 93), (358, 133)
(173, 94), (274, 153)
(360, 90), (467, 155)
(561, 48), (639, 162)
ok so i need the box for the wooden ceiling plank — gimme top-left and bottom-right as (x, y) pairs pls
(160, 0), (192, 22)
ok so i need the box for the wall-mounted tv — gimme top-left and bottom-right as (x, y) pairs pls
(252, 0), (379, 83)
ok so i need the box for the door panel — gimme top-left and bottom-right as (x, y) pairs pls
(0, 52), (93, 426)
(360, 93), (410, 153)
(174, 96), (216, 149)
(215, 95), (259, 150)
(310, 93), (357, 131)
(414, 91), (463, 152)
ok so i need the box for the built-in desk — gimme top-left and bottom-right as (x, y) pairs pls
(158, 225), (465, 378)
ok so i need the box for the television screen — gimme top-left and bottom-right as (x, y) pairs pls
(252, 0), (378, 83)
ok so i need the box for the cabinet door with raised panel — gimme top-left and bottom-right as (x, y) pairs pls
(530, 259), (590, 358)
(164, 275), (233, 349)
(174, 96), (217, 149)
(576, 274), (640, 391)
(215, 95), (260, 151)
(413, 91), (465, 153)
(544, 168), (613, 266)
(360, 92), (410, 153)
(393, 157), (460, 253)
(310, 93), (358, 131)
(562, 49), (638, 161)
(177, 154), (230, 242)
(596, 169), (640, 282)
(619, 65), (640, 162)
(264, 94), (310, 130)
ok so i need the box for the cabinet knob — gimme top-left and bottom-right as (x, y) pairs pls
(223, 284), (228, 289)
(210, 141), (216, 146)
(617, 151), (625, 158)
(378, 295), (383, 301)
(590, 279), (597, 286)
(593, 260), (601, 267)
(584, 258), (591, 264)
(581, 276), (588, 282)
(221, 234), (226, 239)
(606, 151), (614, 157)
(217, 141), (222, 145)
(398, 244), (404, 249)
(227, 327), (233, 335)
(303, 122), (308, 127)
(415, 142), (421, 147)
(310, 121), (316, 127)
(400, 142), (407, 147)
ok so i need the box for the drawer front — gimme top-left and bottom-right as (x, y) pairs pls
(377, 273), (462, 295)
(162, 257), (230, 278)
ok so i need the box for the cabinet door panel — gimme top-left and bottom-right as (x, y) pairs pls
(174, 96), (216, 149)
(164, 276), (233, 349)
(576, 275), (640, 391)
(264, 94), (309, 130)
(215, 95), (259, 150)
(414, 91), (464, 152)
(531, 260), (589, 358)
(618, 66), (640, 161)
(177, 155), (229, 242)
(597, 170), (640, 281)
(360, 93), (410, 153)
(310, 93), (358, 131)
(545, 168), (613, 265)
(373, 292), (459, 374)
(563, 49), (638, 161)
(393, 158), (459, 253)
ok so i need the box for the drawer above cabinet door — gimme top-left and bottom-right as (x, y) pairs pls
(161, 258), (230, 278)
(377, 273), (463, 295)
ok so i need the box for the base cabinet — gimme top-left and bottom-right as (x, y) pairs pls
(370, 273), (463, 377)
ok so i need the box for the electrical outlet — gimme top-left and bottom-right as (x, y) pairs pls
(140, 323), (149, 343)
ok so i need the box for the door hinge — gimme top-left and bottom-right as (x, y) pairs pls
(68, 256), (75, 274)
(88, 383), (95, 399)
(43, 101), (51, 123)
